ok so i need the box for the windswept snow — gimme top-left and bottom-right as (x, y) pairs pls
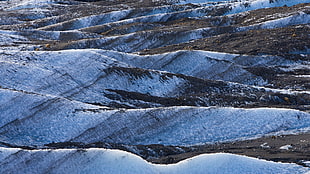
(238, 11), (310, 31)
(2, 0), (54, 11)
(225, 0), (310, 15)
(99, 49), (300, 85)
(0, 89), (309, 146)
(0, 147), (308, 174)
(0, 49), (309, 146)
(0, 0), (310, 172)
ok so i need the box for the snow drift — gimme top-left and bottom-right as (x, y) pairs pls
(0, 147), (308, 174)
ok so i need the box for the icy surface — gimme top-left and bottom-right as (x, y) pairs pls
(0, 147), (308, 174)
(0, 0), (309, 173)
(1, 88), (309, 146)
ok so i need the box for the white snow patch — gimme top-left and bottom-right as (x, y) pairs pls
(238, 12), (310, 31)
(0, 147), (308, 174)
(226, 0), (310, 15)
(279, 145), (293, 150)
(4, 0), (55, 11)
(302, 161), (310, 167)
(260, 142), (270, 148)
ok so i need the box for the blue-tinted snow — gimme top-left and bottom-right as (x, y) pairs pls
(0, 88), (309, 146)
(0, 147), (308, 174)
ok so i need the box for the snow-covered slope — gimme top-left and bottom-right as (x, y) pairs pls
(99, 49), (303, 85)
(0, 88), (309, 146)
(179, 0), (310, 14)
(0, 0), (309, 172)
(0, 147), (308, 174)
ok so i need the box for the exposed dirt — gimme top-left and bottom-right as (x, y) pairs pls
(140, 24), (310, 58)
(38, 133), (310, 167)
(149, 133), (310, 166)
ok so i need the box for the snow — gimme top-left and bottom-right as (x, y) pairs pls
(260, 142), (270, 148)
(177, 0), (310, 16)
(238, 11), (310, 31)
(40, 10), (133, 31)
(157, 152), (309, 174)
(226, 0), (310, 15)
(1, 90), (310, 146)
(0, 0), (309, 172)
(61, 27), (213, 52)
(260, 12), (310, 29)
(0, 147), (308, 174)
(0, 30), (28, 48)
(40, 4), (214, 31)
(2, 49), (282, 104)
(98, 49), (299, 85)
(0, 50), (192, 103)
(0, 48), (309, 146)
(303, 161), (310, 167)
(295, 75), (310, 78)
(279, 145), (293, 150)
(3, 0), (54, 11)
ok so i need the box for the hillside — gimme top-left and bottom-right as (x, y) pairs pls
(0, 0), (310, 173)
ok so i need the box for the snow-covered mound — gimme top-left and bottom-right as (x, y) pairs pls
(0, 147), (308, 174)
(3, 49), (305, 109)
(0, 88), (309, 146)
(100, 50), (301, 85)
(0, 0), (309, 171)
(0, 49), (190, 107)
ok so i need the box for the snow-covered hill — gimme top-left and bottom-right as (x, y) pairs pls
(1, 88), (309, 146)
(0, 147), (308, 174)
(1, 49), (309, 109)
(0, 0), (310, 173)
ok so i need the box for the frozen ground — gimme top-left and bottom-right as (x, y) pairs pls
(0, 0), (309, 173)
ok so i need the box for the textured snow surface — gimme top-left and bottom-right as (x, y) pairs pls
(0, 147), (308, 174)
(1, 87), (309, 146)
(0, 0), (310, 173)
(179, 0), (310, 13)
(0, 49), (300, 91)
(227, 0), (310, 14)
(100, 49), (300, 85)
(179, 0), (310, 11)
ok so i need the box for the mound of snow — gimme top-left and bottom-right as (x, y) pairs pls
(0, 147), (308, 174)
(100, 50), (298, 85)
(0, 89), (309, 146)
